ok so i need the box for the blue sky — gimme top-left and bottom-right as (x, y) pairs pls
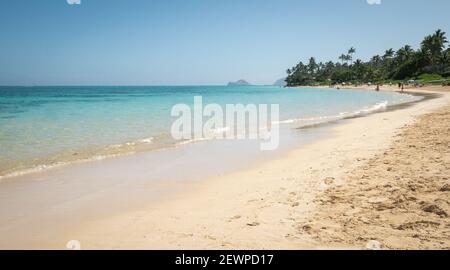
(0, 0), (449, 85)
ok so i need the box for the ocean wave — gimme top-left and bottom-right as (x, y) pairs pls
(273, 100), (389, 127)
(0, 138), (156, 181)
(0, 152), (134, 181)
(108, 137), (154, 149)
(175, 137), (214, 146)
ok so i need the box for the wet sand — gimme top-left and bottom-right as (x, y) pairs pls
(0, 119), (324, 249)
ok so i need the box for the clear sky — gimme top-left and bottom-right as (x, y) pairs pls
(0, 0), (449, 86)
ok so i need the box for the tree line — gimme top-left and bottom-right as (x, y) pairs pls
(285, 30), (450, 86)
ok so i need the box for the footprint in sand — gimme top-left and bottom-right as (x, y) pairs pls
(204, 235), (216, 241)
(324, 177), (335, 185)
(227, 215), (242, 222)
(246, 221), (260, 227)
(221, 242), (233, 247)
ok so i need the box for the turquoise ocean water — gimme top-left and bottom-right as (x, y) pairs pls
(0, 86), (420, 178)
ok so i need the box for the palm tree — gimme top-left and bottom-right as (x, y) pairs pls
(421, 29), (448, 65)
(339, 54), (347, 65)
(371, 55), (382, 67)
(421, 35), (434, 64)
(348, 47), (356, 65)
(396, 45), (414, 63)
(285, 30), (449, 87)
(404, 45), (414, 54)
(442, 47), (450, 65)
(308, 57), (318, 74)
(323, 61), (335, 79)
(383, 48), (395, 60)
(433, 29), (448, 50)
(382, 48), (396, 75)
(353, 59), (365, 80)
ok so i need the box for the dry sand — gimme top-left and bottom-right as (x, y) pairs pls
(308, 102), (450, 249)
(66, 87), (450, 250)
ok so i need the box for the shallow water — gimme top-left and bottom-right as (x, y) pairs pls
(0, 85), (420, 178)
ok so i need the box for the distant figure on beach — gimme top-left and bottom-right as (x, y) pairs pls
(401, 83), (404, 92)
(376, 84), (380, 91)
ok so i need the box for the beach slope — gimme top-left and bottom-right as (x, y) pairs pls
(68, 89), (450, 250)
(308, 102), (450, 249)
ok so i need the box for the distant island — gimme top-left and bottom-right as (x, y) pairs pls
(227, 79), (251, 86)
(286, 30), (450, 87)
(273, 78), (287, 87)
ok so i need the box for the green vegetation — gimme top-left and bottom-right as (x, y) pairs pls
(286, 30), (450, 87)
(417, 73), (442, 82)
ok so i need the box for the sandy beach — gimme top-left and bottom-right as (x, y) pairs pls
(55, 86), (450, 250)
(2, 1), (450, 258)
(309, 102), (450, 249)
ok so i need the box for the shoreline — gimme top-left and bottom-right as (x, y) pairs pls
(63, 86), (450, 250)
(0, 87), (419, 181)
(297, 91), (436, 130)
(0, 86), (448, 249)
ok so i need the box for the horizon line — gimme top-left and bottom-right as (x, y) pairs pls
(0, 84), (279, 87)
